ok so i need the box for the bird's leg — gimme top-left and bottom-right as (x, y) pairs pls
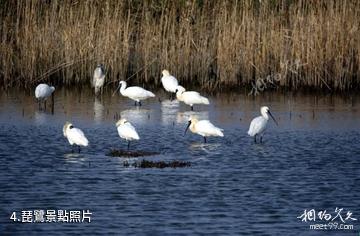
(78, 146), (81, 153)
(71, 146), (74, 153)
(38, 100), (41, 110)
(203, 136), (207, 143)
(260, 135), (263, 143)
(134, 101), (137, 106)
(191, 106), (194, 111)
(127, 141), (130, 151)
(139, 101), (142, 106)
(44, 101), (47, 111)
(254, 134), (257, 143)
(169, 93), (173, 101)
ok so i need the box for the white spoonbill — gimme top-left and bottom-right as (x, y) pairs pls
(161, 69), (178, 99)
(184, 116), (224, 143)
(247, 106), (278, 143)
(63, 122), (89, 152)
(175, 85), (209, 111)
(35, 83), (55, 110)
(92, 64), (105, 95)
(118, 81), (155, 106)
(116, 118), (140, 150)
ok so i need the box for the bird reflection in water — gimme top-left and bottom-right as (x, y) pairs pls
(120, 107), (152, 125)
(161, 99), (179, 125)
(176, 110), (209, 124)
(93, 97), (105, 124)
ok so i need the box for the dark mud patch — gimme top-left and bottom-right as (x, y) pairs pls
(107, 149), (160, 157)
(124, 160), (191, 168)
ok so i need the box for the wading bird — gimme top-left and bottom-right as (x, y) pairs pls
(63, 122), (89, 153)
(118, 81), (155, 106)
(175, 86), (209, 111)
(35, 83), (55, 110)
(248, 106), (278, 143)
(161, 69), (179, 100)
(92, 64), (106, 95)
(184, 116), (224, 143)
(116, 118), (140, 150)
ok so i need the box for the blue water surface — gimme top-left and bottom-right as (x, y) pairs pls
(0, 88), (359, 235)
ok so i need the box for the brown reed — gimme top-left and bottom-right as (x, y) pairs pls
(0, 0), (359, 91)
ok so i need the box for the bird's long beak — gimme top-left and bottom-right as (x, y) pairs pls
(184, 121), (191, 136)
(268, 111), (278, 126)
(112, 83), (121, 97)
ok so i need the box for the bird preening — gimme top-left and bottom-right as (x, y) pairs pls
(35, 83), (55, 111)
(116, 118), (140, 150)
(161, 69), (179, 100)
(63, 122), (89, 153)
(92, 64), (106, 96)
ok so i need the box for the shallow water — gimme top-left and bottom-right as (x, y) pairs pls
(0, 88), (359, 235)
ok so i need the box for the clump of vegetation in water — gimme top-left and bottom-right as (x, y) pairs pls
(107, 149), (159, 157)
(1, 1), (359, 91)
(124, 160), (191, 168)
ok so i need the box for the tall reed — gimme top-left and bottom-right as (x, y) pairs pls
(0, 0), (359, 91)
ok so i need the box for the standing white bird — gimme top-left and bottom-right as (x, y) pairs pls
(184, 116), (224, 143)
(161, 69), (179, 100)
(247, 106), (278, 143)
(118, 81), (155, 106)
(35, 83), (55, 110)
(63, 122), (89, 152)
(92, 64), (106, 95)
(175, 85), (210, 111)
(116, 118), (140, 150)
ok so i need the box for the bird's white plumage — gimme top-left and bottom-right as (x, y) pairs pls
(92, 65), (105, 94)
(186, 117), (224, 140)
(67, 128), (89, 146)
(119, 81), (155, 102)
(176, 86), (209, 107)
(247, 116), (267, 136)
(35, 84), (55, 100)
(116, 119), (140, 141)
(247, 106), (276, 139)
(161, 70), (179, 93)
(63, 122), (89, 147)
(194, 120), (224, 137)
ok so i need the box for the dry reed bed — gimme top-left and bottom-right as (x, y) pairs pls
(0, 0), (359, 91)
